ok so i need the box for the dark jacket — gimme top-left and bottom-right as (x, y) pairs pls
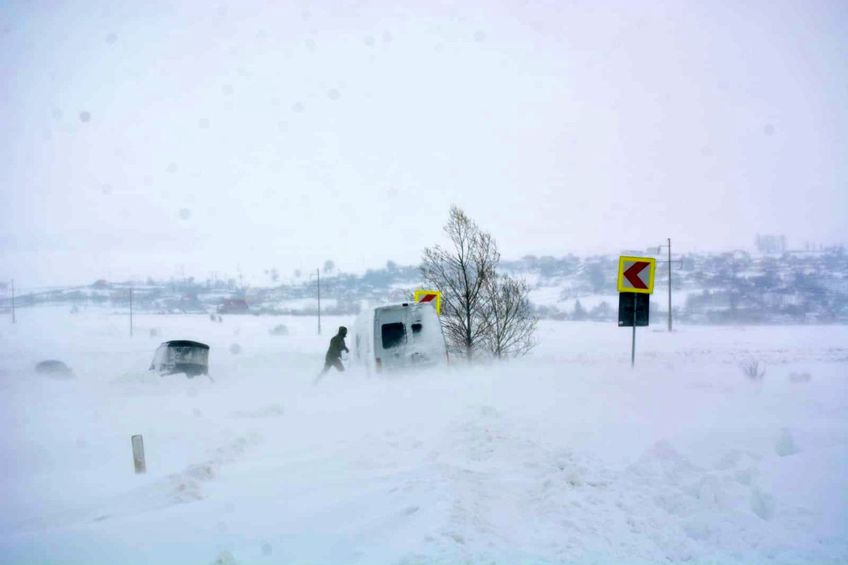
(325, 333), (349, 361)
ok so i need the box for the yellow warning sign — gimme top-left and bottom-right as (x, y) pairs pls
(617, 256), (656, 294)
(413, 289), (442, 315)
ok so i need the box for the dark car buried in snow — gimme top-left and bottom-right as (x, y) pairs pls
(149, 340), (210, 378)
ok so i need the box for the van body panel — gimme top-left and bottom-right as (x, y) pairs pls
(353, 303), (447, 372)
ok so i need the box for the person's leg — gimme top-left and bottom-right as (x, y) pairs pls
(314, 362), (331, 385)
(333, 359), (345, 372)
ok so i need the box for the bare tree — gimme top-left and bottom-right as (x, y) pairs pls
(421, 206), (499, 359)
(480, 273), (537, 358)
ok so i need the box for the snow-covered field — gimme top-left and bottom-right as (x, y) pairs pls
(1, 307), (846, 564)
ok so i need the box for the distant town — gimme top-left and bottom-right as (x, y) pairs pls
(3, 240), (847, 325)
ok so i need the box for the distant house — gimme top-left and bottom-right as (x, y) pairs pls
(218, 298), (249, 314)
(178, 293), (202, 312)
(755, 234), (787, 255)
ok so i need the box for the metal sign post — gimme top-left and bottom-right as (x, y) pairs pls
(617, 256), (655, 368)
(667, 238), (672, 332)
(631, 293), (637, 368)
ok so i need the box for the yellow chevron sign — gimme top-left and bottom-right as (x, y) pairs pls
(413, 289), (442, 315)
(617, 256), (656, 294)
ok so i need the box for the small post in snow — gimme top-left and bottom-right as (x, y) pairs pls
(131, 434), (146, 474)
(129, 287), (134, 337)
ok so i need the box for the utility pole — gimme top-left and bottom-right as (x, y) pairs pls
(129, 287), (134, 337)
(667, 238), (672, 332)
(10, 279), (15, 324)
(649, 240), (678, 333)
(316, 268), (321, 335)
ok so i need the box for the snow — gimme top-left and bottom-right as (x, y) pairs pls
(274, 297), (337, 311)
(527, 287), (621, 314)
(559, 294), (617, 312)
(0, 307), (846, 564)
(527, 285), (565, 306)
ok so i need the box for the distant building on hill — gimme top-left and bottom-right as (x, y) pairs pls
(218, 298), (249, 314)
(755, 234), (786, 255)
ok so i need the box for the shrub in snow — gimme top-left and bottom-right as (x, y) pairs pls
(739, 357), (765, 380)
(789, 371), (811, 383)
(269, 324), (289, 336)
(750, 487), (775, 520)
(185, 463), (216, 481)
(212, 550), (237, 565)
(775, 428), (800, 457)
(34, 360), (73, 378)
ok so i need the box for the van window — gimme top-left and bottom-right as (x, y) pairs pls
(381, 323), (407, 349)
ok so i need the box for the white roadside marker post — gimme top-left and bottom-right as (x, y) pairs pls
(131, 434), (146, 474)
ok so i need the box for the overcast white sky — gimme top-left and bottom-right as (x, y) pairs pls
(1, 0), (846, 287)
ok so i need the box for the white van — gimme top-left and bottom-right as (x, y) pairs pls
(353, 302), (448, 372)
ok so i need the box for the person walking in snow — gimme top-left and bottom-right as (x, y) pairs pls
(318, 326), (349, 378)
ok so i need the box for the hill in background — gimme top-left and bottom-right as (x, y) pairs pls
(4, 247), (847, 325)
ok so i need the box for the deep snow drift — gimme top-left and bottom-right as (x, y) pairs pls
(0, 307), (846, 564)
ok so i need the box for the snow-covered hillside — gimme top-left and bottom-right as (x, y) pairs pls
(7, 247), (847, 324)
(1, 308), (846, 564)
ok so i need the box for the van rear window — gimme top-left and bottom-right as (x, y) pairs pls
(381, 323), (407, 349)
